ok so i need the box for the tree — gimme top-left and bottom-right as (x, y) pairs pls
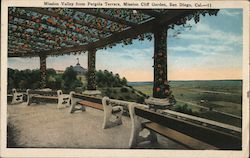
(121, 77), (127, 86)
(95, 70), (128, 88)
(62, 66), (83, 91)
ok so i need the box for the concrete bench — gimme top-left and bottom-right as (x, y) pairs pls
(57, 90), (70, 109)
(11, 88), (25, 104)
(69, 92), (103, 112)
(128, 104), (242, 149)
(69, 93), (125, 129)
(26, 89), (70, 108)
(102, 97), (136, 129)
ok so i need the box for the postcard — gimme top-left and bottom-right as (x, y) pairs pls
(1, 0), (249, 157)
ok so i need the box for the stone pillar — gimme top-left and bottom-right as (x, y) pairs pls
(83, 49), (101, 97)
(145, 26), (171, 109)
(39, 55), (47, 88)
(153, 26), (169, 99)
(87, 49), (97, 90)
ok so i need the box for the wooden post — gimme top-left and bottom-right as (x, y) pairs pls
(39, 55), (47, 88)
(153, 26), (169, 99)
(87, 49), (96, 90)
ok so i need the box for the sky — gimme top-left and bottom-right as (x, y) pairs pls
(8, 9), (243, 82)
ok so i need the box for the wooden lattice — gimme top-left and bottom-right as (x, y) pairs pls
(8, 8), (219, 58)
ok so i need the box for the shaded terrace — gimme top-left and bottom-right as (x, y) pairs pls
(7, 102), (185, 149)
(8, 8), (241, 150)
(8, 8), (219, 98)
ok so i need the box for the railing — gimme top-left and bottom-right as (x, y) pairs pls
(134, 106), (242, 149)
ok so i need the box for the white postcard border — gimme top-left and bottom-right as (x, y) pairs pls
(1, 0), (249, 157)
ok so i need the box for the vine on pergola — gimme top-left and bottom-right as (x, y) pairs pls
(8, 8), (219, 58)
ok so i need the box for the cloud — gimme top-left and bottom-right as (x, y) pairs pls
(169, 44), (234, 56)
(97, 49), (153, 73)
(220, 10), (241, 17)
(98, 48), (152, 60)
(120, 55), (134, 60)
(177, 23), (243, 45)
(8, 57), (40, 70)
(168, 52), (242, 72)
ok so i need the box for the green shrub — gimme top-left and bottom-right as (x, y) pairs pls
(118, 97), (124, 100)
(106, 88), (112, 94)
(120, 87), (129, 93)
(96, 70), (128, 87)
(136, 96), (145, 104)
(125, 95), (131, 100)
(174, 104), (193, 115)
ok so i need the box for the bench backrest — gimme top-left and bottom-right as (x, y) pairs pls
(134, 106), (242, 149)
(72, 93), (102, 104)
(27, 89), (58, 96)
(9, 89), (27, 94)
(102, 97), (135, 109)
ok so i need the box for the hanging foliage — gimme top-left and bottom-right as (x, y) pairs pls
(8, 7), (219, 58)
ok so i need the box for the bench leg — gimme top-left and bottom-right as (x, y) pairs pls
(102, 97), (124, 129)
(26, 95), (38, 106)
(26, 95), (31, 106)
(128, 104), (157, 148)
(64, 98), (71, 107)
(102, 105), (123, 129)
(69, 92), (85, 113)
(57, 96), (70, 109)
(11, 93), (24, 104)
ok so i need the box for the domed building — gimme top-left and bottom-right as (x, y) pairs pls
(73, 58), (87, 75)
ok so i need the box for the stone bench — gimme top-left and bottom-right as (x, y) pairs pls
(128, 104), (242, 149)
(69, 92), (103, 112)
(102, 97), (135, 129)
(26, 89), (70, 108)
(69, 93), (126, 129)
(11, 88), (25, 104)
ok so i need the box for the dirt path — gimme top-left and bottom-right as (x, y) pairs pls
(7, 103), (184, 149)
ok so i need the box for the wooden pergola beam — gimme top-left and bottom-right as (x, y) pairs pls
(91, 10), (196, 49)
(8, 50), (27, 53)
(138, 9), (162, 17)
(75, 9), (138, 27)
(8, 51), (45, 57)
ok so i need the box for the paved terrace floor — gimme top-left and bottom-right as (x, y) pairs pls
(7, 103), (185, 149)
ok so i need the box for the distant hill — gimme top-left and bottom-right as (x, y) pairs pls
(128, 82), (152, 86)
(129, 80), (242, 89)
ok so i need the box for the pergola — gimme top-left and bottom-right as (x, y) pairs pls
(8, 8), (219, 99)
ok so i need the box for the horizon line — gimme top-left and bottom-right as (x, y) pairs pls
(128, 79), (243, 82)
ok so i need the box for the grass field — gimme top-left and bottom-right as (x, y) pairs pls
(130, 80), (242, 127)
